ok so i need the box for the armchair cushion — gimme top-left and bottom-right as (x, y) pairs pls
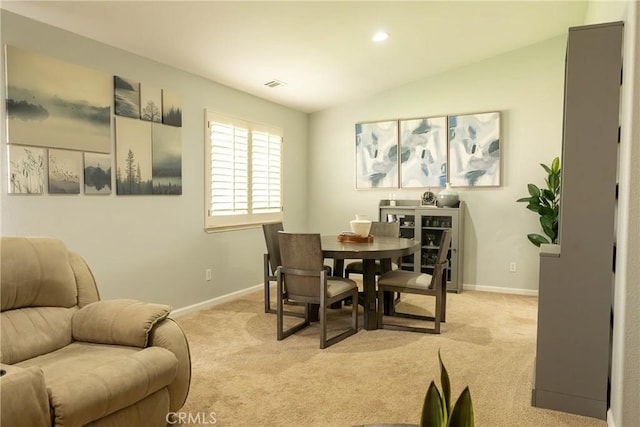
(1, 237), (77, 311)
(17, 343), (178, 426)
(1, 307), (74, 364)
(72, 299), (171, 348)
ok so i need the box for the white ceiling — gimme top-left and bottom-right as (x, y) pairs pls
(1, 1), (588, 113)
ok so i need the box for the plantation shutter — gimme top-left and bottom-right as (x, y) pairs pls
(205, 111), (283, 230)
(251, 130), (282, 214)
(210, 121), (249, 216)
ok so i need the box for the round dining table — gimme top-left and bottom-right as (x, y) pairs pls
(321, 236), (420, 330)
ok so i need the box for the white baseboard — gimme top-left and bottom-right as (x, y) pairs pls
(170, 283), (263, 318)
(463, 283), (538, 296)
(607, 409), (616, 427)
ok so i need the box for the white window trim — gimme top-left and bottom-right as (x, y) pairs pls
(204, 110), (283, 232)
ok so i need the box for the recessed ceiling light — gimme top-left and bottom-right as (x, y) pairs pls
(372, 31), (389, 43)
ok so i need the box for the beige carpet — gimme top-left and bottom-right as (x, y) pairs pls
(176, 287), (607, 427)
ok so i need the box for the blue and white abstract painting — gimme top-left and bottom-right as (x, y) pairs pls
(448, 112), (501, 187)
(400, 116), (447, 188)
(355, 121), (398, 189)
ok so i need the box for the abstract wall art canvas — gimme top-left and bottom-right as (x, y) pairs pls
(5, 45), (111, 153)
(114, 76), (140, 119)
(399, 116), (447, 188)
(48, 149), (81, 194)
(115, 116), (153, 195)
(448, 111), (501, 187)
(152, 123), (182, 194)
(8, 145), (45, 194)
(355, 120), (399, 189)
(140, 84), (162, 122)
(162, 89), (182, 127)
(84, 152), (112, 195)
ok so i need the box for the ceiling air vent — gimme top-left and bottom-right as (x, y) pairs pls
(264, 79), (286, 88)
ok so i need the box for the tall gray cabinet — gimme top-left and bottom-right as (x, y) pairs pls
(531, 22), (623, 419)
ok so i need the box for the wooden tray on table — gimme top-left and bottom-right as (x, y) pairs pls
(337, 232), (374, 243)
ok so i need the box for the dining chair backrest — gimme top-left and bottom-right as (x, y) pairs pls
(370, 221), (400, 238)
(432, 229), (452, 285)
(278, 232), (324, 299)
(262, 222), (284, 274)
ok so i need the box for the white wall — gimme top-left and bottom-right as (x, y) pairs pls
(0, 11), (309, 308)
(308, 36), (567, 294)
(583, 2), (640, 427)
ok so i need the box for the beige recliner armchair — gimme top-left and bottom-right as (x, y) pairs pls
(0, 237), (191, 427)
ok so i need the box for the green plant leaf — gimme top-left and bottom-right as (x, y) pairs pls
(527, 233), (550, 247)
(542, 189), (555, 201)
(518, 157), (561, 248)
(421, 381), (445, 427)
(447, 387), (474, 427)
(538, 206), (554, 217)
(540, 215), (553, 231)
(527, 184), (540, 198)
(439, 350), (452, 417)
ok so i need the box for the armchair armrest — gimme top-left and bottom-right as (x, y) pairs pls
(72, 299), (171, 347)
(148, 318), (192, 411)
(0, 364), (50, 427)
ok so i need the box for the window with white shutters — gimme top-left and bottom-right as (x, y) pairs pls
(205, 111), (283, 230)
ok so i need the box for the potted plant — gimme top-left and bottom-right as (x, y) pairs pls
(358, 352), (473, 427)
(420, 351), (474, 427)
(516, 157), (561, 247)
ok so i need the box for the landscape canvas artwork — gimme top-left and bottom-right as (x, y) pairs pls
(84, 152), (112, 195)
(355, 120), (399, 189)
(8, 145), (45, 194)
(115, 117), (153, 195)
(5, 45), (111, 153)
(162, 89), (182, 127)
(399, 116), (447, 188)
(48, 149), (81, 194)
(152, 123), (182, 194)
(114, 76), (140, 119)
(448, 111), (501, 187)
(140, 84), (162, 122)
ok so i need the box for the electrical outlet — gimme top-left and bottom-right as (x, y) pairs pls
(206, 269), (212, 281)
(509, 262), (517, 273)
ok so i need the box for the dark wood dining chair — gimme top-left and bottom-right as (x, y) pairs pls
(376, 229), (451, 334)
(263, 222), (332, 316)
(344, 221), (400, 278)
(262, 222), (284, 314)
(277, 232), (358, 349)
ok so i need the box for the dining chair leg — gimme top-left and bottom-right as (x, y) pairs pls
(276, 275), (284, 340)
(433, 287), (441, 334)
(441, 275), (448, 322)
(351, 289), (358, 332)
(264, 254), (273, 314)
(377, 287), (384, 329)
(320, 300), (327, 349)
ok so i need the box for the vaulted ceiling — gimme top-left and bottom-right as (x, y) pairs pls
(1, 1), (587, 113)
